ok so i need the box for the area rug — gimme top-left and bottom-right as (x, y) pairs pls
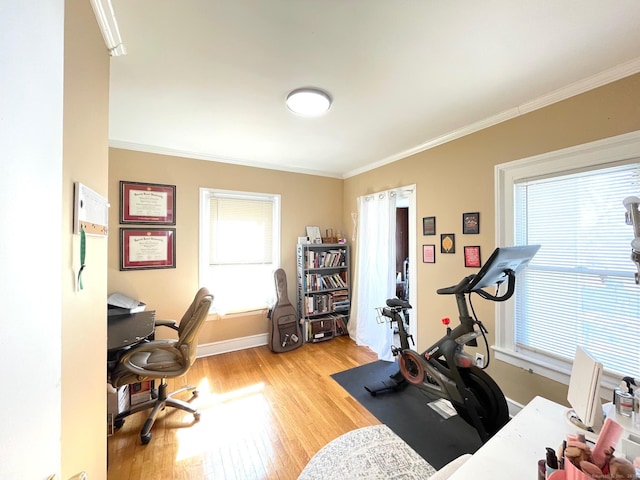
(331, 360), (483, 470)
(298, 424), (437, 479)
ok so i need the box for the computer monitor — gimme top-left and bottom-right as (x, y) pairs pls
(468, 244), (541, 291)
(567, 346), (604, 431)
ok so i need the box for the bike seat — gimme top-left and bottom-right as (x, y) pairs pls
(386, 298), (412, 309)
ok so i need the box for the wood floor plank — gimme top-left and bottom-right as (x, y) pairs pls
(108, 335), (379, 479)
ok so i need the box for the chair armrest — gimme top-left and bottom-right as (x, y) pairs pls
(155, 319), (179, 331)
(119, 339), (189, 377)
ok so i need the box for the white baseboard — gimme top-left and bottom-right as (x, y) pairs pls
(196, 333), (268, 358)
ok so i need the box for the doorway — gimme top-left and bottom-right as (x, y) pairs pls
(352, 185), (417, 360)
(394, 197), (413, 345)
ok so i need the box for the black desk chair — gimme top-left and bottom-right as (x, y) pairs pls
(109, 288), (213, 444)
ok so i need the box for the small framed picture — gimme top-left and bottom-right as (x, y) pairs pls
(464, 246), (482, 268)
(462, 212), (480, 234)
(423, 216), (436, 235)
(441, 234), (455, 254)
(423, 244), (436, 263)
(306, 226), (322, 244)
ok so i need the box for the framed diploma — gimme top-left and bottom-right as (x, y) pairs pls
(120, 228), (176, 270)
(120, 181), (176, 225)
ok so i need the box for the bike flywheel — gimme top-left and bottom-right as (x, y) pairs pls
(399, 349), (427, 385)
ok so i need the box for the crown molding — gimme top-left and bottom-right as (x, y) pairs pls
(108, 141), (343, 179)
(343, 57), (640, 179)
(90, 0), (126, 56)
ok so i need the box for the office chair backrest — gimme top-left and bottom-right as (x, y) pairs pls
(178, 287), (211, 336)
(176, 287), (213, 367)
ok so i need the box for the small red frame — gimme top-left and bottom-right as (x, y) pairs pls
(464, 245), (482, 268)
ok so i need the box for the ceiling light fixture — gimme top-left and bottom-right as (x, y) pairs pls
(286, 88), (332, 116)
(90, 0), (127, 56)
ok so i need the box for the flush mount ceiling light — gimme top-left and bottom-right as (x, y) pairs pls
(286, 88), (332, 116)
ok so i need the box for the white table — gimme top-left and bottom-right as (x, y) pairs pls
(448, 396), (580, 479)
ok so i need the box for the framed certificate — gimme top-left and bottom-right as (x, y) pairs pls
(120, 228), (176, 270)
(120, 181), (176, 225)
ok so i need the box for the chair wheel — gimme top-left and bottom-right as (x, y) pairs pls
(114, 418), (125, 429)
(141, 433), (152, 445)
(194, 412), (201, 421)
(192, 390), (199, 398)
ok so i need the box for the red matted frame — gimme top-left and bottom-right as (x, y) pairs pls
(464, 245), (481, 268)
(120, 228), (176, 271)
(120, 181), (176, 225)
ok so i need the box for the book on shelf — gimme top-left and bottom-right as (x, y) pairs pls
(304, 248), (346, 269)
(328, 313), (348, 335)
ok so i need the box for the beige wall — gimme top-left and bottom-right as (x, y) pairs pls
(343, 73), (640, 407)
(108, 149), (344, 344)
(62, 1), (110, 478)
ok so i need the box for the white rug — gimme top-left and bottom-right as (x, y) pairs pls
(298, 424), (437, 479)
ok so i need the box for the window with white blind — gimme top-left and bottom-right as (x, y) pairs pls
(199, 189), (280, 315)
(494, 132), (640, 390)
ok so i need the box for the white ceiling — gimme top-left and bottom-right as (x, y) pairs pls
(108, 1), (640, 178)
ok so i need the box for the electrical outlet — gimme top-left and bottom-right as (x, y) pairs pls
(475, 353), (485, 368)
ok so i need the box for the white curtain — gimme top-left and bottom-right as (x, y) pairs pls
(350, 190), (397, 361)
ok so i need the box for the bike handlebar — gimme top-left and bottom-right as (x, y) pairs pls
(436, 270), (517, 302)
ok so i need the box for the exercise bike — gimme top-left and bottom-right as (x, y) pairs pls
(367, 245), (540, 443)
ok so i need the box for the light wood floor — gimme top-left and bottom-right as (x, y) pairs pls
(107, 336), (380, 480)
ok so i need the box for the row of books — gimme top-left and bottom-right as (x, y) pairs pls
(304, 249), (347, 269)
(304, 273), (348, 291)
(333, 315), (349, 335)
(304, 291), (351, 315)
(303, 314), (349, 341)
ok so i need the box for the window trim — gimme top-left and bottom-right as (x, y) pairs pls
(494, 130), (640, 394)
(199, 187), (281, 316)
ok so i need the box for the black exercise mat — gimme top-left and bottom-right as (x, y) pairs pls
(331, 360), (483, 470)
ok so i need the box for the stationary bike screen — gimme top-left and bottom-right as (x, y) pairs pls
(467, 244), (541, 292)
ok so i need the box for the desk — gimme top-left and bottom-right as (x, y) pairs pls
(107, 311), (155, 372)
(107, 310), (155, 352)
(448, 396), (566, 478)
(448, 396), (639, 479)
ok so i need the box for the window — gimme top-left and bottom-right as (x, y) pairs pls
(495, 132), (640, 390)
(200, 189), (280, 315)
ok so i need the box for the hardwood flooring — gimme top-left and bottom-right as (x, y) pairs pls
(107, 336), (380, 480)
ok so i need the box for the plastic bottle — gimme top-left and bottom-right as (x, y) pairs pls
(633, 387), (640, 429)
(615, 381), (634, 417)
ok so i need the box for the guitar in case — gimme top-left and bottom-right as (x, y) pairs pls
(267, 268), (303, 353)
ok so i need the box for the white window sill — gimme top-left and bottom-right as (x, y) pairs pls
(206, 307), (269, 321)
(493, 346), (619, 399)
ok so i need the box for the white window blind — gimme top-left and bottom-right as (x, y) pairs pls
(209, 196), (274, 265)
(200, 190), (280, 314)
(514, 163), (640, 379)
